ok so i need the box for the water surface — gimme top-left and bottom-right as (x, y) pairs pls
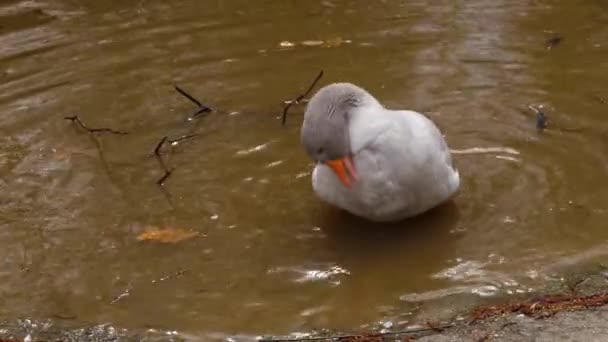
(2, 0), (608, 340)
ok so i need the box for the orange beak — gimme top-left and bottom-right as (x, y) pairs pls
(325, 156), (358, 188)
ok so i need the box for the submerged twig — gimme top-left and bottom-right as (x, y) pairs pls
(64, 115), (128, 135)
(153, 136), (173, 185)
(527, 105), (587, 133)
(157, 169), (173, 185)
(593, 95), (607, 104)
(546, 35), (563, 50)
(152, 134), (198, 186)
(528, 105), (548, 130)
(154, 137), (169, 166)
(174, 85), (213, 118)
(168, 133), (199, 145)
(281, 70), (324, 126)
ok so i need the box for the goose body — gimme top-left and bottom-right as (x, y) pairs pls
(301, 83), (459, 222)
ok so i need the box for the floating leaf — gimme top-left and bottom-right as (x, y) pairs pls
(136, 227), (199, 243)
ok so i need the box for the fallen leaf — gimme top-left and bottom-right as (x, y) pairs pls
(136, 227), (199, 243)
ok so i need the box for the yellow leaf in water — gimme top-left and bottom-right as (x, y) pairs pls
(136, 227), (199, 243)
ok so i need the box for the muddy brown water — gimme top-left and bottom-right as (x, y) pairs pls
(1, 0), (608, 340)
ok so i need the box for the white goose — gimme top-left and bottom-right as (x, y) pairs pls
(300, 83), (460, 222)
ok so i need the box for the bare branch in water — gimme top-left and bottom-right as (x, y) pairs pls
(153, 136), (173, 185)
(175, 85), (203, 107)
(157, 169), (173, 186)
(154, 136), (168, 155)
(64, 115), (128, 135)
(152, 134), (197, 186)
(282, 70), (324, 126)
(168, 133), (199, 145)
(174, 85), (213, 118)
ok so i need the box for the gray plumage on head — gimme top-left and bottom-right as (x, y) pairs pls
(300, 83), (379, 162)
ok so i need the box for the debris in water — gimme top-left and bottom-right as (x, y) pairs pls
(169, 134), (198, 146)
(593, 95), (607, 104)
(282, 70), (324, 125)
(528, 105), (548, 130)
(152, 133), (199, 186)
(546, 35), (563, 50)
(153, 136), (174, 186)
(136, 227), (199, 243)
(64, 115), (128, 135)
(174, 85), (213, 119)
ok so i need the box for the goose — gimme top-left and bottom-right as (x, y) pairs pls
(300, 83), (460, 222)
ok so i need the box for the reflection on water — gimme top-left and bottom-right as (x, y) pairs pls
(2, 0), (608, 339)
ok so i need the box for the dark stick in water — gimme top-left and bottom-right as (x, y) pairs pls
(153, 134), (198, 186)
(168, 133), (199, 145)
(174, 85), (213, 118)
(546, 35), (563, 50)
(528, 105), (548, 130)
(154, 137), (168, 163)
(153, 136), (173, 185)
(156, 169), (173, 186)
(281, 70), (324, 126)
(64, 115), (128, 135)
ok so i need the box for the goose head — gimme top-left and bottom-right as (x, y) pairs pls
(301, 82), (379, 187)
